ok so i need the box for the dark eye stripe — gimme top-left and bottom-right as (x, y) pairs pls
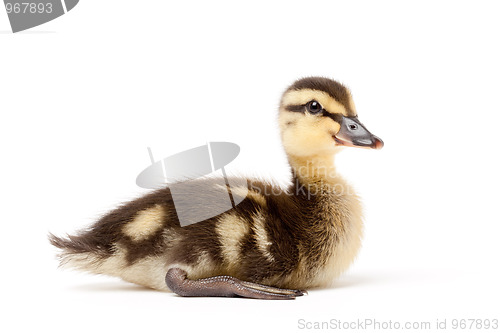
(323, 112), (343, 123)
(284, 104), (344, 123)
(285, 104), (306, 113)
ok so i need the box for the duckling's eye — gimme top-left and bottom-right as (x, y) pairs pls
(306, 101), (323, 114)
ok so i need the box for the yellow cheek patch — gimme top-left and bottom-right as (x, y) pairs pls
(281, 89), (348, 116)
(278, 111), (302, 129)
(279, 108), (341, 134)
(323, 117), (341, 134)
(280, 112), (341, 157)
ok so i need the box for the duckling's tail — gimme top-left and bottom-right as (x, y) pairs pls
(48, 230), (114, 273)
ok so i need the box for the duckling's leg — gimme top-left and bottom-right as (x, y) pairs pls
(165, 268), (306, 300)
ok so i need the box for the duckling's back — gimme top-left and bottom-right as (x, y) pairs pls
(49, 178), (297, 290)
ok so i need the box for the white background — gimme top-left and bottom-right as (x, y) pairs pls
(1, 1), (499, 332)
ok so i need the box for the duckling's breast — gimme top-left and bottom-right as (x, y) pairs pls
(289, 179), (364, 289)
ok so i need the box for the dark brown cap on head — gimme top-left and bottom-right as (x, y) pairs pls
(286, 77), (354, 115)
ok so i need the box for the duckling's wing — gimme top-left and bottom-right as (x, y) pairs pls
(166, 176), (248, 227)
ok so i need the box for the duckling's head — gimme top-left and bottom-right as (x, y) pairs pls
(279, 77), (383, 158)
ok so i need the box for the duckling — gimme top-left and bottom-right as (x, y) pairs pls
(49, 77), (383, 300)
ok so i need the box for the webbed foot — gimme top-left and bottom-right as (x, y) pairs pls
(165, 268), (306, 300)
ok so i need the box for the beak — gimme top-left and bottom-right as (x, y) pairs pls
(334, 116), (384, 149)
